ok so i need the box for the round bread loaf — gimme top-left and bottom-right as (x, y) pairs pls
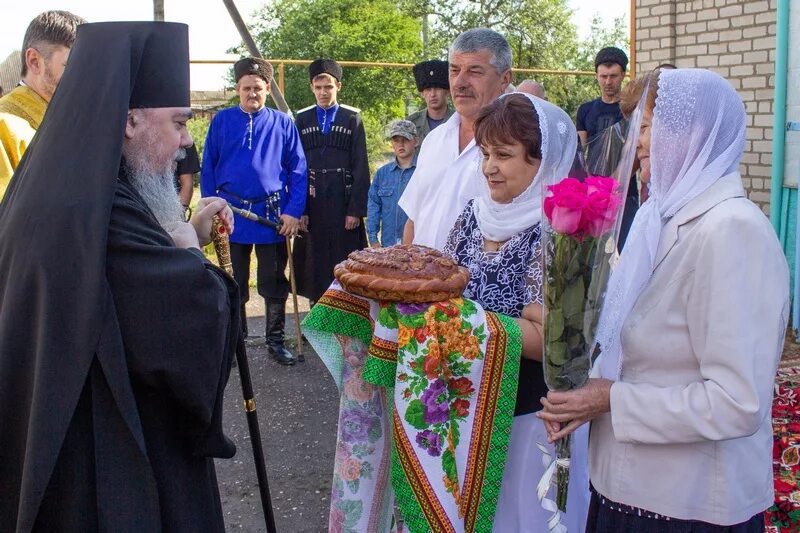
(333, 244), (469, 302)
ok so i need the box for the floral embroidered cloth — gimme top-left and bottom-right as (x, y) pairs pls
(767, 367), (800, 532)
(302, 281), (522, 533)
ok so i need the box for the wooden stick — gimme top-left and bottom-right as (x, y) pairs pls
(285, 235), (304, 362)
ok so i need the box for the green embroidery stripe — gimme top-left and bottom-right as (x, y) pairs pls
(391, 411), (455, 533)
(302, 290), (373, 346)
(459, 311), (516, 531)
(369, 337), (398, 362)
(475, 313), (521, 530)
(363, 356), (397, 387)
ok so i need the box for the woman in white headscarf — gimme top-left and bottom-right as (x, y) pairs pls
(443, 92), (590, 532)
(538, 68), (789, 531)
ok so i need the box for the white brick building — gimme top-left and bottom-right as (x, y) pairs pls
(634, 0), (780, 213)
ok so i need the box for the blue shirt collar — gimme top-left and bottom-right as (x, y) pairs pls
(315, 103), (339, 134)
(391, 155), (417, 171)
(238, 104), (268, 117)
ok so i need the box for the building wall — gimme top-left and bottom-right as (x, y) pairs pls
(634, 0), (778, 214)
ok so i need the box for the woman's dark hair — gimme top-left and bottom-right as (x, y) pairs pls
(474, 93), (542, 162)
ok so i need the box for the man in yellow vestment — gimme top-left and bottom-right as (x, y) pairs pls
(0, 11), (84, 199)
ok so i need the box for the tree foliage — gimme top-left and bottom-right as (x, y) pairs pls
(504, 13), (630, 118)
(237, 1), (629, 160)
(396, 0), (621, 117)
(245, 0), (422, 167)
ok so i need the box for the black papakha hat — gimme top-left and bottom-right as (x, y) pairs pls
(412, 59), (449, 91)
(594, 47), (628, 72)
(309, 58), (342, 82)
(234, 57), (273, 83)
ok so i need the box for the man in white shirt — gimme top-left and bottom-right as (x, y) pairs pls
(399, 28), (512, 249)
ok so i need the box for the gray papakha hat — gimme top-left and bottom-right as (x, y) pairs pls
(388, 119), (417, 140)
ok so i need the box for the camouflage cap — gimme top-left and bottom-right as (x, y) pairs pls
(388, 119), (417, 140)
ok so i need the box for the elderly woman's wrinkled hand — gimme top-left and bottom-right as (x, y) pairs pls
(537, 378), (614, 442)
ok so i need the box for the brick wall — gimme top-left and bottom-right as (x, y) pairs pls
(635, 0), (777, 214)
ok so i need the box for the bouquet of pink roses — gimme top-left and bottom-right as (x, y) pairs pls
(540, 175), (623, 510)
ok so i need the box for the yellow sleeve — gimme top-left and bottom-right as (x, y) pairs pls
(0, 114), (35, 201)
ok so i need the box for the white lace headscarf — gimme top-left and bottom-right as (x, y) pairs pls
(473, 92), (577, 242)
(595, 68), (747, 380)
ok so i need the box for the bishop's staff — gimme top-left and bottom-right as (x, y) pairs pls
(211, 216), (278, 533)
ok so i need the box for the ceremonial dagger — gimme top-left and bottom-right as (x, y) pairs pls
(211, 216), (278, 533)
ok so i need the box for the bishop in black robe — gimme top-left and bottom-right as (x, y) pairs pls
(0, 22), (239, 532)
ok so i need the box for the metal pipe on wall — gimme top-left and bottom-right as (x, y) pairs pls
(770, 0), (790, 232)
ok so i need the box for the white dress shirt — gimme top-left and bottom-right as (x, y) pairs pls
(398, 112), (484, 250)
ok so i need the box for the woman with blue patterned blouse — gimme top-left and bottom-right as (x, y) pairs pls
(443, 92), (590, 532)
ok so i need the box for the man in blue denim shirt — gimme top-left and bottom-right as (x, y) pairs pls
(367, 120), (418, 247)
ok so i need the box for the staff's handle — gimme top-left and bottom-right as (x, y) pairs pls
(211, 215), (233, 276)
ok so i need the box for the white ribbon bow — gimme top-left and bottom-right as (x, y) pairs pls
(536, 442), (568, 533)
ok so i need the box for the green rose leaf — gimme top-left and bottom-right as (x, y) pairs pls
(400, 313), (427, 329)
(377, 306), (398, 329)
(568, 332), (584, 351)
(451, 422), (461, 448)
(407, 336), (419, 355)
(460, 299), (477, 317)
(339, 499), (363, 528)
(405, 399), (428, 429)
(442, 448), (457, 482)
(562, 277), (585, 318)
(546, 308), (565, 340)
(545, 341), (568, 366)
(367, 418), (382, 442)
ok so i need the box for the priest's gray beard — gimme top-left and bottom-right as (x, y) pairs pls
(124, 148), (186, 228)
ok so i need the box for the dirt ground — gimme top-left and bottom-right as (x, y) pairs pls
(216, 299), (339, 533)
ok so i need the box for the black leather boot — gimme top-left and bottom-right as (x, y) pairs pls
(266, 301), (295, 365)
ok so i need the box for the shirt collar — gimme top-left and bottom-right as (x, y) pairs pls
(316, 103), (339, 116)
(238, 104), (267, 116)
(391, 155), (417, 171)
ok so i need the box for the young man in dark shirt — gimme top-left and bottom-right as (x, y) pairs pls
(575, 47), (638, 249)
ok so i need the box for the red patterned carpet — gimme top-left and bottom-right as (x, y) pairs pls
(767, 367), (800, 532)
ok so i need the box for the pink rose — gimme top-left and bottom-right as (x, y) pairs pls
(583, 187), (621, 238)
(337, 457), (362, 482)
(585, 176), (617, 194)
(344, 373), (375, 403)
(544, 178), (588, 235)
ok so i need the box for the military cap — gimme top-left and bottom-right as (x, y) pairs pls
(388, 119), (417, 140)
(412, 59), (449, 91)
(309, 58), (343, 82)
(594, 47), (628, 72)
(234, 57), (273, 83)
